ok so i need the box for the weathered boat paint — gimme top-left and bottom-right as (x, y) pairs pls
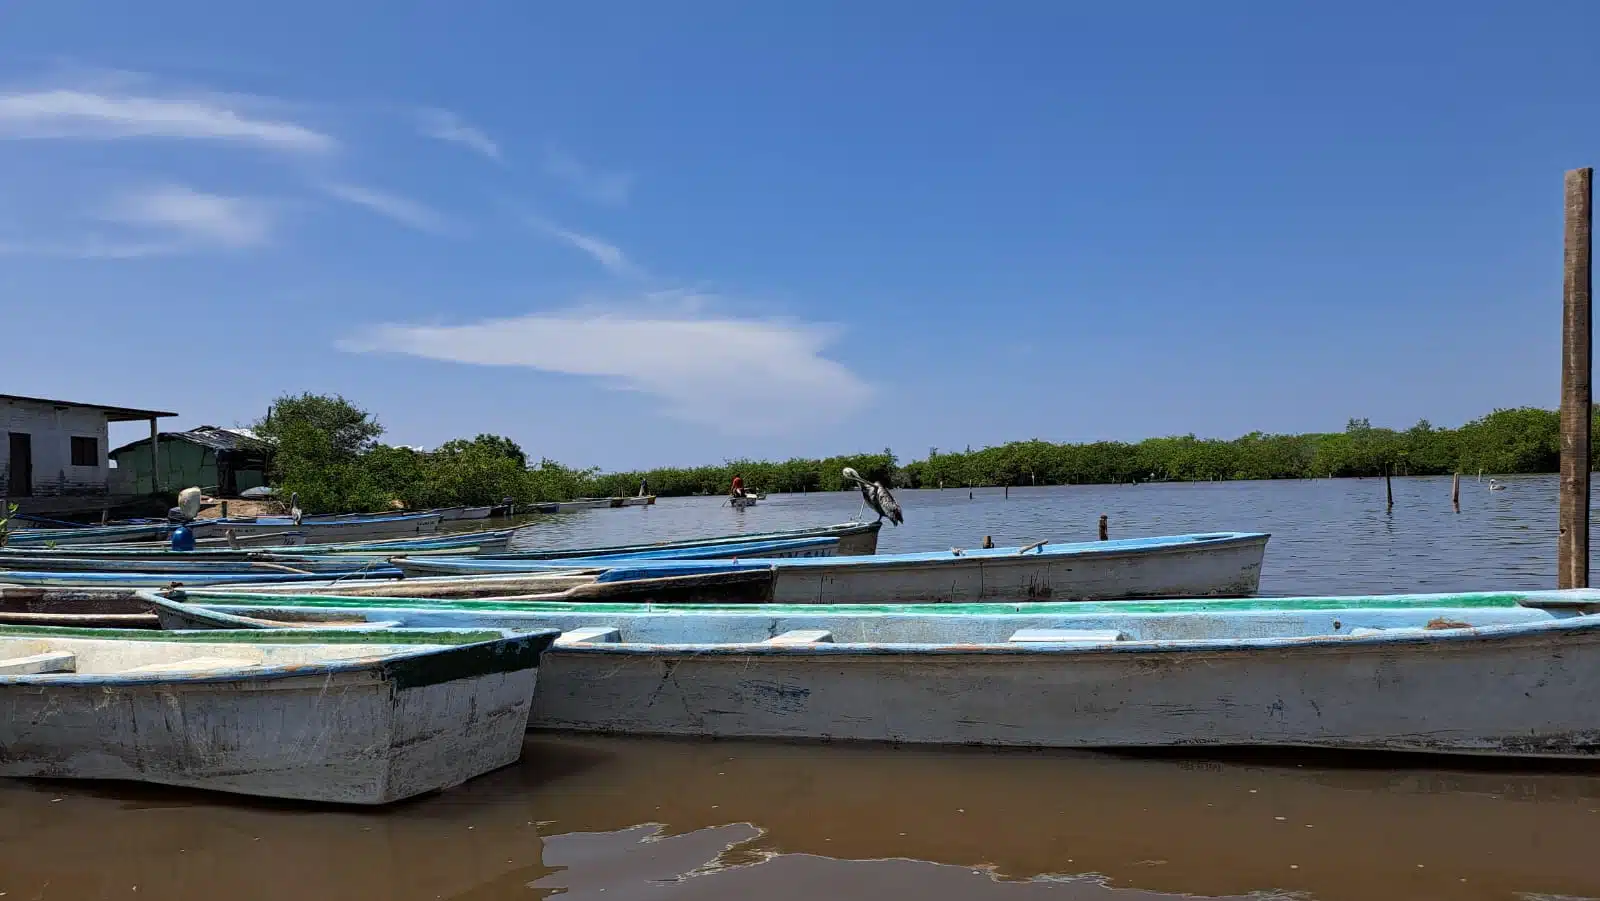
(0, 569), (399, 588)
(0, 624), (557, 803)
(5, 523), (171, 547)
(0, 585), (158, 628)
(190, 511), (443, 544)
(144, 588), (1600, 758)
(392, 536), (841, 577)
(475, 521), (881, 561)
(0, 552), (402, 575)
(397, 532), (1266, 603)
(0, 527), (519, 558)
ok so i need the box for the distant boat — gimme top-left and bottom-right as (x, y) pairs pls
(142, 588), (1600, 760)
(730, 495), (759, 509)
(525, 499), (616, 514)
(435, 505), (495, 521)
(0, 624), (557, 803)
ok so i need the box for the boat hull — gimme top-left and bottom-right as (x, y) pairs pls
(771, 532), (1265, 603)
(191, 513), (442, 544)
(156, 588), (1600, 759)
(0, 629), (553, 804)
(528, 620), (1600, 757)
(586, 532), (1269, 604)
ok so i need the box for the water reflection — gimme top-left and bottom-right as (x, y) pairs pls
(6, 735), (1595, 900)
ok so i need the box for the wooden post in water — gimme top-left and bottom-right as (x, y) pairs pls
(1385, 465), (1393, 511)
(1004, 485), (1009, 499)
(982, 535), (994, 549)
(1559, 166), (1593, 589)
(1098, 514), (1109, 541)
(1451, 472), (1460, 512)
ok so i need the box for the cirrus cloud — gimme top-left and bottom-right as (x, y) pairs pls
(0, 87), (335, 153)
(338, 305), (873, 434)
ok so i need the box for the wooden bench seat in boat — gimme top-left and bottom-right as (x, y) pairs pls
(1007, 629), (1126, 643)
(0, 651), (76, 674)
(554, 627), (621, 647)
(764, 630), (834, 645)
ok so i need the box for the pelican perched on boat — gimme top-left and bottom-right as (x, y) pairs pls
(842, 467), (904, 526)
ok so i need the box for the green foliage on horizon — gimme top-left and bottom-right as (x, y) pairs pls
(594, 407), (1587, 494)
(255, 394), (594, 514)
(254, 394), (1593, 512)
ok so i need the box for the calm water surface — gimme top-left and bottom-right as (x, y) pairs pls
(508, 474), (1571, 596)
(4, 476), (1598, 900)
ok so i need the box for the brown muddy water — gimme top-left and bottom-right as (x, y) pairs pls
(2, 736), (1598, 900)
(6, 476), (1600, 899)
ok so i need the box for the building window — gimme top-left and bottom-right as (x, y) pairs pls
(71, 436), (99, 467)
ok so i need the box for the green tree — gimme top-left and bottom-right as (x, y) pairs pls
(255, 393), (383, 464)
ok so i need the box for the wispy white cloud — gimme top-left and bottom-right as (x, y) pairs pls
(339, 303), (873, 434)
(524, 216), (636, 275)
(0, 183), (278, 258)
(0, 87), (335, 153)
(99, 184), (275, 249)
(544, 147), (632, 205)
(416, 108), (500, 161)
(322, 181), (451, 234)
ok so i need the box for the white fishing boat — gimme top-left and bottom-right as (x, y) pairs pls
(730, 495), (758, 509)
(143, 589), (1600, 759)
(395, 532), (1270, 603)
(0, 624), (557, 804)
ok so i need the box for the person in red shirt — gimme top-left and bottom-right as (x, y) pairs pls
(730, 475), (745, 498)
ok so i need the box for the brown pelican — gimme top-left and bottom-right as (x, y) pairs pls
(842, 466), (903, 526)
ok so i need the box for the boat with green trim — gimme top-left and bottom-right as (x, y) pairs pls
(142, 588), (1600, 759)
(0, 623), (558, 804)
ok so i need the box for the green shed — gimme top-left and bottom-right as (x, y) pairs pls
(108, 426), (271, 497)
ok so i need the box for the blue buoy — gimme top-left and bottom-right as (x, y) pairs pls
(170, 524), (195, 552)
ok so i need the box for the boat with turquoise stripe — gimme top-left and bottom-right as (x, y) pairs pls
(142, 588), (1600, 759)
(0, 623), (558, 804)
(394, 531), (1271, 603)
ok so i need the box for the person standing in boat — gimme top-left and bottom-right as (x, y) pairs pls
(730, 475), (746, 498)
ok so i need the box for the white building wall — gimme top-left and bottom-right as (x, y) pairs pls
(0, 399), (111, 498)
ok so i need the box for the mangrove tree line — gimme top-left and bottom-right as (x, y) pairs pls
(256, 394), (1591, 512)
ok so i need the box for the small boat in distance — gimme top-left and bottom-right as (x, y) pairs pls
(0, 624), (557, 804)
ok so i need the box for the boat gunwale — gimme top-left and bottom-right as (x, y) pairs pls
(0, 623), (558, 687)
(162, 588), (1595, 615)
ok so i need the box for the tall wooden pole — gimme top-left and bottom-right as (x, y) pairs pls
(1559, 167), (1593, 589)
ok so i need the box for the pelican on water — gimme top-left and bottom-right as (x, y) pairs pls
(842, 467), (904, 526)
(1488, 479), (1506, 492)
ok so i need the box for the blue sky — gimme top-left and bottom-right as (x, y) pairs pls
(1, 2), (1595, 470)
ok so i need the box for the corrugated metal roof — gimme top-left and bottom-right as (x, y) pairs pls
(109, 426), (273, 457)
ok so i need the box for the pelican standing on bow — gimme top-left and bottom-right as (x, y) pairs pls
(842, 466), (904, 526)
